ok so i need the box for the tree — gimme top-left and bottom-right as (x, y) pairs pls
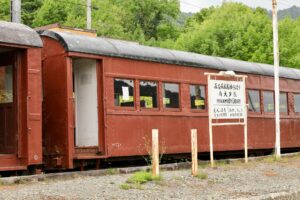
(0, 0), (10, 21)
(118, 0), (180, 41)
(22, 0), (43, 27)
(279, 17), (300, 68)
(174, 3), (274, 64)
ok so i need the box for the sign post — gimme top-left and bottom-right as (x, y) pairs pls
(205, 71), (248, 167)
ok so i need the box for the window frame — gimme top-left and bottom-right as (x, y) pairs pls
(279, 92), (288, 115)
(262, 90), (275, 114)
(161, 81), (181, 111)
(113, 77), (136, 110)
(189, 84), (207, 112)
(0, 65), (14, 105)
(139, 79), (159, 111)
(247, 89), (261, 114)
(293, 93), (300, 114)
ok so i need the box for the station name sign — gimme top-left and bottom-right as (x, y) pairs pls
(209, 80), (245, 119)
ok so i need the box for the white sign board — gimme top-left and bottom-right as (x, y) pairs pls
(208, 80), (245, 119)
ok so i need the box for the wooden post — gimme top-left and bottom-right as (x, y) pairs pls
(191, 129), (198, 176)
(152, 129), (159, 177)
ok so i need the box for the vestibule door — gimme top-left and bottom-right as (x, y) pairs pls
(73, 59), (99, 147)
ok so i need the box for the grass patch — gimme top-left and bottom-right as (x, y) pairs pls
(120, 171), (162, 190)
(196, 172), (208, 180)
(127, 171), (162, 184)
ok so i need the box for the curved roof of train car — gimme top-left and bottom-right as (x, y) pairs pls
(39, 30), (300, 80)
(0, 21), (42, 48)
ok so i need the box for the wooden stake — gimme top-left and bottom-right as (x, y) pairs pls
(152, 129), (159, 177)
(191, 129), (198, 176)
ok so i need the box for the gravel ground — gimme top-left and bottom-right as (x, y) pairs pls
(0, 155), (300, 200)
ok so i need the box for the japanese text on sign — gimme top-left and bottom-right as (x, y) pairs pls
(209, 80), (245, 119)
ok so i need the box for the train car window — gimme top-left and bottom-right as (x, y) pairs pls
(0, 66), (13, 103)
(114, 78), (134, 107)
(263, 91), (274, 113)
(163, 83), (179, 108)
(190, 85), (205, 110)
(140, 81), (158, 109)
(248, 90), (260, 112)
(294, 94), (300, 113)
(280, 92), (288, 113)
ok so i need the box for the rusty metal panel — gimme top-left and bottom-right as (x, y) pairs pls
(26, 48), (42, 165)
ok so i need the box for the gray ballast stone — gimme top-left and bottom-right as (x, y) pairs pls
(0, 21), (43, 48)
(39, 29), (300, 80)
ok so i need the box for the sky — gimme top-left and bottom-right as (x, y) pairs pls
(180, 0), (300, 13)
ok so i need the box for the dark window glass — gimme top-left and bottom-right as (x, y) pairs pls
(163, 83), (179, 108)
(263, 91), (274, 112)
(114, 78), (134, 107)
(140, 81), (157, 109)
(248, 90), (260, 112)
(280, 92), (288, 113)
(0, 66), (13, 103)
(190, 85), (205, 110)
(294, 94), (300, 113)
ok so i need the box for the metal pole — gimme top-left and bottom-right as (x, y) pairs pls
(207, 75), (214, 167)
(11, 0), (21, 23)
(272, 0), (281, 158)
(243, 78), (248, 164)
(87, 0), (92, 29)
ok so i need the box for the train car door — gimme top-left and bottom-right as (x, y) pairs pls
(0, 51), (18, 155)
(73, 59), (99, 147)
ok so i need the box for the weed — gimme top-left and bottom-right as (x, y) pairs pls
(262, 155), (280, 163)
(196, 172), (208, 180)
(120, 183), (133, 190)
(107, 168), (118, 175)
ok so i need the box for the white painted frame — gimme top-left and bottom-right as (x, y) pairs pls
(205, 72), (248, 167)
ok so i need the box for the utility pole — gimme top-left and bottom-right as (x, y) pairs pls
(272, 0), (281, 158)
(87, 0), (92, 29)
(11, 0), (21, 23)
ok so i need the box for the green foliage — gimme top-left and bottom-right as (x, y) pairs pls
(175, 3), (274, 64)
(21, 0), (43, 27)
(0, 0), (10, 21)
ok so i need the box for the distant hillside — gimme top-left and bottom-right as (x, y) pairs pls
(177, 12), (194, 26)
(269, 6), (300, 20)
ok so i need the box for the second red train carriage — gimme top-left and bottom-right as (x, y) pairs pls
(39, 27), (300, 170)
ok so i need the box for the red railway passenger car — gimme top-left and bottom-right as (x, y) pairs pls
(39, 28), (300, 170)
(0, 21), (42, 172)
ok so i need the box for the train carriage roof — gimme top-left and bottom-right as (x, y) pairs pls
(0, 21), (42, 48)
(39, 30), (300, 80)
